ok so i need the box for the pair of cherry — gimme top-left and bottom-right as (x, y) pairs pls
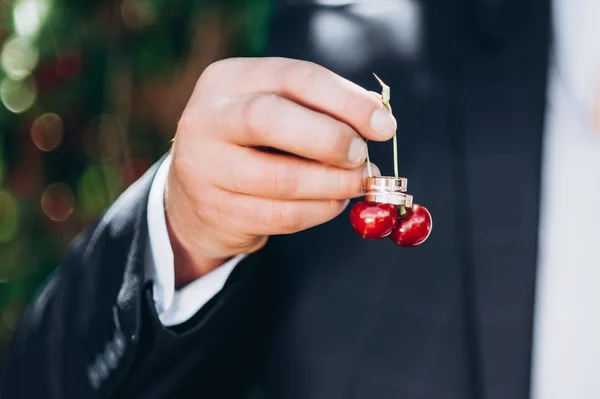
(348, 74), (432, 247)
(350, 201), (432, 246)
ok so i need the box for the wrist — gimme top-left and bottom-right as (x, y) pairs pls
(164, 170), (229, 289)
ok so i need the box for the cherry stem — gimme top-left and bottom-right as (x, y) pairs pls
(392, 130), (398, 178)
(365, 144), (372, 177)
(373, 74), (398, 179)
(365, 140), (373, 177)
(374, 73), (406, 213)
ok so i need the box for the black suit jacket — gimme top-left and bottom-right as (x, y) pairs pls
(1, 0), (551, 398)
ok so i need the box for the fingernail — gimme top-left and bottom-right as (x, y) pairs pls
(370, 108), (397, 139)
(347, 137), (368, 165)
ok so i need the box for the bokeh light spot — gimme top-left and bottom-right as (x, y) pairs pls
(0, 75), (37, 114)
(13, 0), (51, 37)
(0, 189), (19, 243)
(31, 113), (64, 151)
(1, 35), (39, 80)
(121, 0), (157, 31)
(41, 182), (75, 222)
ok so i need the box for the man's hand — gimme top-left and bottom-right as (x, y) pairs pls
(166, 57), (397, 288)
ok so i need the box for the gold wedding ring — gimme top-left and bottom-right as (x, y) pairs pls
(365, 191), (413, 206)
(363, 176), (412, 206)
(363, 176), (408, 192)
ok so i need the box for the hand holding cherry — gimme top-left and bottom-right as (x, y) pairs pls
(349, 75), (432, 247)
(166, 58), (399, 287)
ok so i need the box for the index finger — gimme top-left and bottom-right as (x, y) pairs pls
(212, 57), (398, 142)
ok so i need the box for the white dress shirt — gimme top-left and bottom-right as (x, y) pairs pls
(145, 0), (600, 395)
(144, 154), (246, 326)
(530, 1), (600, 398)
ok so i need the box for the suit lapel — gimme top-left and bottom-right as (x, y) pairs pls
(457, 0), (551, 398)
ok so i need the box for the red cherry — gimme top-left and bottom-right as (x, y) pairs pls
(390, 204), (432, 247)
(350, 201), (397, 239)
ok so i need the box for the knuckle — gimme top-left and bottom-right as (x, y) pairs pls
(210, 97), (233, 134)
(270, 163), (297, 198)
(200, 59), (230, 81)
(230, 151), (252, 193)
(339, 89), (358, 116)
(279, 60), (320, 95)
(240, 95), (269, 140)
(171, 141), (218, 188)
(195, 60), (227, 94)
(177, 111), (195, 137)
(337, 170), (348, 198)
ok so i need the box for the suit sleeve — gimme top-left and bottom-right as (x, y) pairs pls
(0, 155), (277, 398)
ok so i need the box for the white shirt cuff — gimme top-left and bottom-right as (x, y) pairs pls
(144, 154), (246, 326)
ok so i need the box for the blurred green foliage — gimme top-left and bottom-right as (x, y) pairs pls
(0, 0), (273, 364)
